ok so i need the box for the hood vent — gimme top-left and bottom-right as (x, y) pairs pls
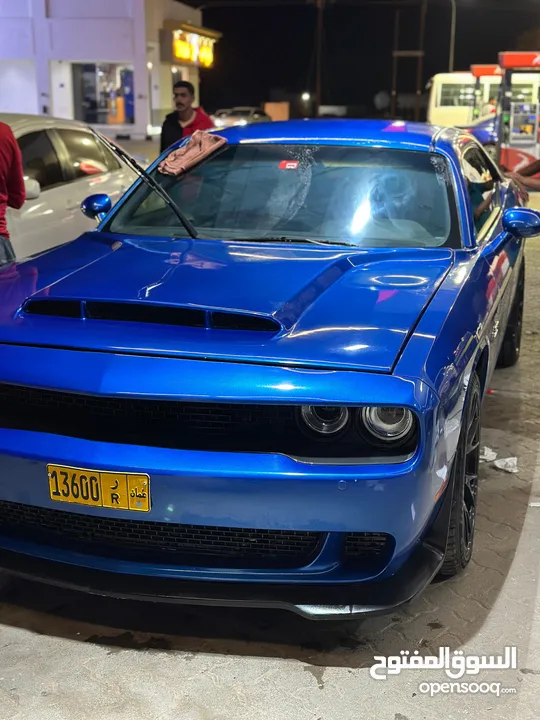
(23, 299), (82, 318)
(86, 302), (206, 328)
(22, 299), (281, 334)
(211, 311), (279, 332)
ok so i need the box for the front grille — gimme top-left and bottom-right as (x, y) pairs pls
(0, 383), (412, 459)
(0, 500), (322, 570)
(344, 532), (394, 559)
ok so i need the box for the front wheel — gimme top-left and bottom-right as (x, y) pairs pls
(0, 572), (12, 599)
(439, 373), (481, 578)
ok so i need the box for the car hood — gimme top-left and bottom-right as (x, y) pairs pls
(0, 234), (454, 372)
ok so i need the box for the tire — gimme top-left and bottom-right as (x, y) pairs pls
(0, 572), (12, 599)
(439, 373), (481, 578)
(497, 263), (525, 369)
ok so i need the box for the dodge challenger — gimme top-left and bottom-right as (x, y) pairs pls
(0, 120), (538, 620)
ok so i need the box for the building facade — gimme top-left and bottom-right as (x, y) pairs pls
(0, 0), (221, 138)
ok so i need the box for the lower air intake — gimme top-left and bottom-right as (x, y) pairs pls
(0, 500), (323, 570)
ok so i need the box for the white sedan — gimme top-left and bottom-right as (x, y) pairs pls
(3, 113), (142, 261)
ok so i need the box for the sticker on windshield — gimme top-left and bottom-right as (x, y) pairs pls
(278, 160), (299, 170)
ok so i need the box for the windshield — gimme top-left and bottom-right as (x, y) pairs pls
(229, 109), (252, 117)
(107, 144), (459, 248)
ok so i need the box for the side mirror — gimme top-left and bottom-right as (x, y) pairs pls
(503, 207), (540, 239)
(24, 177), (41, 200)
(81, 193), (112, 221)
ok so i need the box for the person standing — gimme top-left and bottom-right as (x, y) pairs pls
(160, 81), (214, 153)
(0, 121), (25, 265)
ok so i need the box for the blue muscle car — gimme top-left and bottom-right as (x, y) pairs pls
(0, 120), (539, 620)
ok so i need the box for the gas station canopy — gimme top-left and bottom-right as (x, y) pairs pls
(471, 64), (503, 78)
(499, 52), (540, 70)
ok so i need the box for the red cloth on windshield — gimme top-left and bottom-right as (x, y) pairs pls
(0, 122), (25, 239)
(158, 130), (227, 177)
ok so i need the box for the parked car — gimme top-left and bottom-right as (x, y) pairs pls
(106, 137), (149, 169)
(211, 109), (232, 127)
(2, 113), (141, 261)
(459, 116), (497, 158)
(0, 120), (537, 619)
(213, 106), (272, 128)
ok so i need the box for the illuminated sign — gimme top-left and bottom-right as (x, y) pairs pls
(471, 65), (503, 78)
(173, 30), (216, 68)
(499, 52), (540, 70)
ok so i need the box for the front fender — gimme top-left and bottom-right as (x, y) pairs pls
(395, 249), (491, 466)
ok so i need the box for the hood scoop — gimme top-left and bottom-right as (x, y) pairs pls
(22, 299), (281, 334)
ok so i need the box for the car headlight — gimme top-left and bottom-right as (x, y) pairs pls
(300, 406), (350, 437)
(359, 407), (414, 445)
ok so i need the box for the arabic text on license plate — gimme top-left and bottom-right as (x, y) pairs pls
(47, 465), (150, 512)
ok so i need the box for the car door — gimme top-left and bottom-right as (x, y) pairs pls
(460, 143), (522, 373)
(51, 128), (134, 240)
(7, 129), (72, 261)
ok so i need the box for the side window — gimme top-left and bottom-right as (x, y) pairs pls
(56, 129), (109, 179)
(462, 147), (498, 236)
(439, 83), (475, 108)
(17, 131), (64, 190)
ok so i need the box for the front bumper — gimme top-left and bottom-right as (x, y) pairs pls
(0, 539), (445, 620)
(0, 444), (455, 619)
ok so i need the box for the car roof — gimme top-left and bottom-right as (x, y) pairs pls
(213, 119), (460, 152)
(0, 112), (92, 135)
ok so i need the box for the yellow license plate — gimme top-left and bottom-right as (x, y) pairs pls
(47, 465), (151, 512)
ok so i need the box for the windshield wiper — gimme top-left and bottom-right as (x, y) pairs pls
(93, 131), (198, 239)
(232, 236), (333, 245)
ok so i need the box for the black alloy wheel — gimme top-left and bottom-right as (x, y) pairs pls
(462, 383), (480, 560)
(439, 373), (481, 577)
(0, 572), (11, 599)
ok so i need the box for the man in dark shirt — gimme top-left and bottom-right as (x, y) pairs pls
(0, 122), (25, 265)
(160, 81), (214, 153)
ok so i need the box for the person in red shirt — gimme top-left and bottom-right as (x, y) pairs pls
(160, 80), (214, 153)
(0, 122), (25, 265)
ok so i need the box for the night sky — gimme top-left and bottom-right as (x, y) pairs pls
(187, 0), (540, 113)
